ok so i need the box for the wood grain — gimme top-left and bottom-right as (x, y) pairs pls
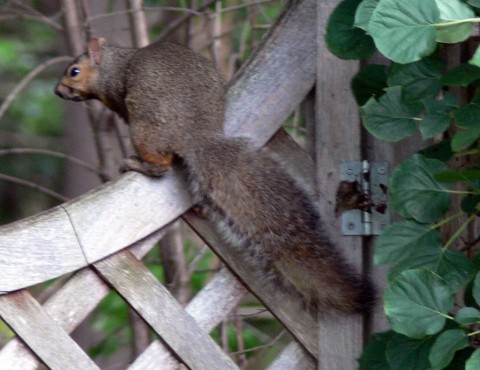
(128, 268), (247, 370)
(266, 342), (316, 370)
(225, 0), (316, 145)
(0, 290), (99, 370)
(0, 228), (167, 370)
(316, 2), (365, 369)
(93, 250), (239, 370)
(0, 207), (85, 293)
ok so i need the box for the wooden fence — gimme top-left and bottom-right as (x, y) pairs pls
(0, 0), (406, 368)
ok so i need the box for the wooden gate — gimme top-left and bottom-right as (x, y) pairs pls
(0, 0), (411, 368)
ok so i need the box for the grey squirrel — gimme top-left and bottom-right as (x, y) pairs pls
(55, 38), (374, 314)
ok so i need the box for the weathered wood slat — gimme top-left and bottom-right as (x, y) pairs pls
(63, 171), (191, 263)
(0, 290), (99, 370)
(316, 1), (365, 369)
(0, 207), (85, 293)
(225, 0), (316, 145)
(0, 173), (189, 292)
(129, 268), (247, 370)
(93, 250), (239, 370)
(266, 342), (316, 370)
(0, 228), (167, 370)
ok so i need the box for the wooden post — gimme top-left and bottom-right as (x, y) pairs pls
(316, 2), (365, 369)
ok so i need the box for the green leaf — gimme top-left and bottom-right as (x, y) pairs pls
(435, 0), (475, 20)
(447, 348), (476, 370)
(461, 195), (480, 214)
(419, 139), (454, 162)
(374, 220), (441, 265)
(441, 64), (480, 86)
(467, 0), (480, 8)
(390, 154), (450, 223)
(469, 46), (480, 68)
(351, 64), (388, 105)
(455, 307), (480, 325)
(368, 0), (439, 63)
(434, 169), (480, 183)
(388, 249), (475, 293)
(435, 0), (475, 43)
(451, 101), (480, 151)
(452, 129), (480, 152)
(466, 349), (480, 370)
(436, 23), (473, 44)
(361, 87), (422, 142)
(429, 329), (469, 370)
(453, 101), (480, 129)
(473, 272), (480, 305)
(326, 0), (376, 60)
(359, 331), (393, 370)
(420, 93), (457, 139)
(354, 0), (380, 30)
(386, 333), (435, 370)
(384, 269), (454, 338)
(387, 57), (443, 102)
(436, 250), (476, 292)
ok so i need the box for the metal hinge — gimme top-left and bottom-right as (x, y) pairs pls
(339, 161), (390, 236)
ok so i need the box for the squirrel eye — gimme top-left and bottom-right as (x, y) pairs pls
(69, 67), (80, 77)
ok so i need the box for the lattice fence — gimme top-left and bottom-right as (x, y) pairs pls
(0, 0), (384, 368)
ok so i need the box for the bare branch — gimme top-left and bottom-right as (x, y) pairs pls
(0, 148), (104, 177)
(85, 6), (202, 24)
(0, 13), (63, 30)
(1, 1), (63, 30)
(0, 56), (72, 123)
(127, 0), (149, 48)
(229, 330), (286, 356)
(0, 173), (68, 202)
(156, 0), (217, 42)
(217, 0), (274, 15)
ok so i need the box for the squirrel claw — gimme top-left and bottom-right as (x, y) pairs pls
(119, 155), (143, 174)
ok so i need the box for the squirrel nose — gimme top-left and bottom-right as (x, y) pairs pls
(54, 84), (62, 97)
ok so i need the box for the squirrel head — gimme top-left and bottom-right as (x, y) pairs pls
(54, 38), (106, 101)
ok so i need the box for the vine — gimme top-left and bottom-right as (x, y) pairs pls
(326, 0), (480, 369)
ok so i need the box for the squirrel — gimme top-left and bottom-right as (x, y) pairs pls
(54, 38), (374, 314)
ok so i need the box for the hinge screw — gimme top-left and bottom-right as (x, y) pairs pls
(347, 222), (355, 230)
(378, 167), (386, 174)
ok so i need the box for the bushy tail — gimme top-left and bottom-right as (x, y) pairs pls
(271, 243), (375, 314)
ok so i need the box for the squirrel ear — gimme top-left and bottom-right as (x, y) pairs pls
(87, 38), (104, 66)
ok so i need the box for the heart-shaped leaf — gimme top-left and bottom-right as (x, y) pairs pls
(390, 154), (450, 222)
(384, 269), (454, 338)
(429, 329), (469, 370)
(361, 87), (422, 142)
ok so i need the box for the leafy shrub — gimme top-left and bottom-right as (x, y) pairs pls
(327, 0), (480, 368)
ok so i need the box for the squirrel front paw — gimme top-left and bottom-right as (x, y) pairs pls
(120, 155), (170, 177)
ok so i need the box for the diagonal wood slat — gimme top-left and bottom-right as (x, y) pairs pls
(0, 291), (99, 370)
(0, 227), (166, 370)
(93, 250), (239, 370)
(129, 267), (247, 370)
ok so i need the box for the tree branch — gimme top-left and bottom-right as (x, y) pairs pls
(0, 56), (72, 123)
